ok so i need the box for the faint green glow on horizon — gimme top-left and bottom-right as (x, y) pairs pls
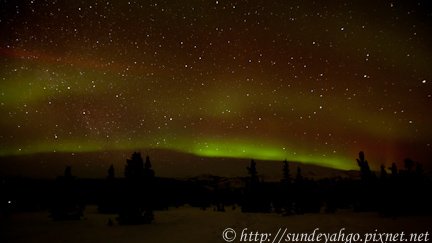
(0, 138), (356, 170)
(189, 139), (354, 170)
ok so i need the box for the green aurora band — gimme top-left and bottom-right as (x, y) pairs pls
(1, 1), (432, 172)
(0, 138), (354, 170)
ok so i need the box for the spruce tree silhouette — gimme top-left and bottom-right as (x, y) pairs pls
(247, 159), (258, 185)
(242, 159), (270, 213)
(143, 155), (155, 179)
(125, 152), (144, 180)
(282, 159), (291, 184)
(98, 164), (119, 213)
(50, 166), (83, 220)
(64, 165), (72, 178)
(107, 164), (115, 179)
(355, 151), (378, 212)
(279, 160), (293, 215)
(293, 166), (305, 214)
(404, 158), (414, 173)
(295, 166), (303, 182)
(356, 151), (372, 180)
(117, 152), (154, 225)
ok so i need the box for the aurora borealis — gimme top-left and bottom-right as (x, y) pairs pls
(1, 1), (431, 171)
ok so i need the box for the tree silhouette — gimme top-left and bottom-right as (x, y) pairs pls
(64, 165), (72, 178)
(404, 158), (414, 173)
(279, 159), (293, 215)
(247, 159), (259, 185)
(125, 152), (144, 180)
(107, 164), (115, 179)
(143, 155), (155, 179)
(49, 166), (83, 220)
(98, 164), (119, 213)
(242, 159), (271, 212)
(354, 152), (377, 212)
(295, 166), (303, 182)
(356, 151), (372, 180)
(117, 152), (155, 224)
(282, 159), (291, 184)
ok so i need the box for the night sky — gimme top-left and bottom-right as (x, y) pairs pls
(1, 0), (431, 170)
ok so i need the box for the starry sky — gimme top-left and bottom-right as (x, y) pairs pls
(0, 0), (431, 170)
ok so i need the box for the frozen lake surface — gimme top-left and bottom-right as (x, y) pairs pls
(1, 206), (430, 243)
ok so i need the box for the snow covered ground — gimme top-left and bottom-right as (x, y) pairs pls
(1, 206), (430, 243)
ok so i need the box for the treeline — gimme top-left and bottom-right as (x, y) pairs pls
(0, 151), (431, 224)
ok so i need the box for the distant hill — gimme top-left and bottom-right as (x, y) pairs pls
(0, 149), (359, 180)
